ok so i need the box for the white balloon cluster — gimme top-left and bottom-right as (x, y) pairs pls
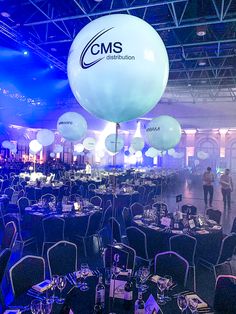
(29, 140), (42, 154)
(131, 137), (144, 152)
(37, 129), (55, 147)
(53, 144), (63, 154)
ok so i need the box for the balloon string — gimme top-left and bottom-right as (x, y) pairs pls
(160, 151), (163, 203)
(110, 122), (119, 313)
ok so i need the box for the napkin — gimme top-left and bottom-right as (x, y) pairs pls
(119, 269), (132, 276)
(135, 220), (144, 226)
(145, 294), (161, 314)
(109, 279), (126, 299)
(4, 310), (21, 314)
(196, 230), (209, 234)
(172, 230), (183, 234)
(150, 275), (161, 283)
(32, 280), (52, 292)
(185, 294), (208, 309)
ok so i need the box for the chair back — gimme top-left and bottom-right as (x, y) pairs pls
(181, 204), (197, 215)
(169, 234), (197, 266)
(230, 217), (236, 233)
(47, 241), (77, 277)
(101, 205), (112, 228)
(0, 248), (11, 283)
(68, 194), (81, 202)
(122, 207), (132, 228)
(217, 233), (236, 264)
(86, 211), (102, 236)
(41, 193), (56, 203)
(17, 197), (30, 216)
(206, 208), (222, 224)
(41, 186), (53, 196)
(109, 217), (122, 243)
(137, 186), (146, 203)
(9, 255), (45, 297)
(126, 227), (148, 260)
(154, 251), (189, 287)
(90, 196), (102, 207)
(2, 221), (17, 250)
(214, 275), (236, 313)
(4, 187), (14, 201)
(42, 217), (65, 242)
(117, 243), (136, 273)
(17, 189), (25, 200)
(25, 186), (36, 201)
(130, 202), (144, 217)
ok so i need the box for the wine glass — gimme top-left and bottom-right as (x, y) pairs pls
(177, 294), (188, 313)
(164, 275), (173, 302)
(156, 277), (167, 305)
(188, 297), (199, 313)
(80, 263), (90, 291)
(30, 299), (42, 314)
(41, 299), (53, 314)
(56, 275), (67, 304)
(140, 266), (150, 291)
(49, 275), (58, 301)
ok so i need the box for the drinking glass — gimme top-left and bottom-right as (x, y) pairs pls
(73, 271), (82, 288)
(156, 277), (167, 305)
(188, 297), (199, 313)
(80, 263), (90, 291)
(140, 266), (150, 291)
(50, 275), (58, 301)
(164, 275), (173, 302)
(105, 268), (111, 286)
(56, 275), (67, 304)
(177, 294), (188, 313)
(41, 299), (53, 314)
(30, 299), (42, 314)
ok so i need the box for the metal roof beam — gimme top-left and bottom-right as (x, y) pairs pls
(167, 38), (236, 48)
(24, 0), (188, 26)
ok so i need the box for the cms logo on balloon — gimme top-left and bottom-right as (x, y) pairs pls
(80, 27), (135, 69)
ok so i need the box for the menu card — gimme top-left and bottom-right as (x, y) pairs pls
(109, 279), (126, 299)
(145, 294), (161, 314)
(185, 294), (208, 309)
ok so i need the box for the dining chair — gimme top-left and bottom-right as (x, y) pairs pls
(47, 241), (77, 277)
(206, 208), (222, 225)
(17, 197), (30, 217)
(9, 255), (45, 298)
(90, 196), (102, 208)
(4, 187), (14, 202)
(42, 216), (65, 256)
(101, 205), (113, 228)
(181, 204), (197, 215)
(230, 217), (236, 233)
(108, 217), (122, 243)
(0, 249), (11, 310)
(122, 207), (132, 228)
(169, 234), (197, 291)
(130, 202), (144, 217)
(154, 251), (189, 288)
(1, 221), (17, 251)
(214, 275), (236, 314)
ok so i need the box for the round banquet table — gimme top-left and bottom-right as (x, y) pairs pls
(132, 217), (223, 260)
(24, 205), (101, 245)
(94, 189), (139, 213)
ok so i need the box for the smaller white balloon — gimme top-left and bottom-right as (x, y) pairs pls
(37, 129), (55, 146)
(29, 140), (42, 153)
(105, 134), (124, 153)
(74, 143), (84, 153)
(168, 148), (175, 156)
(50, 152), (55, 158)
(83, 137), (96, 151)
(131, 137), (144, 152)
(197, 151), (209, 160)
(129, 146), (136, 155)
(54, 144), (63, 154)
(194, 159), (200, 166)
(2, 140), (11, 149)
(57, 112), (87, 142)
(135, 151), (142, 158)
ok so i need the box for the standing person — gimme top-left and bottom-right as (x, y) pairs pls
(220, 169), (233, 211)
(202, 167), (214, 208)
(85, 161), (92, 176)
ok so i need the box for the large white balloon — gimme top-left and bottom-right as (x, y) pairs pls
(83, 137), (96, 151)
(57, 112), (87, 141)
(105, 134), (124, 153)
(37, 129), (55, 146)
(67, 14), (169, 123)
(74, 143), (84, 153)
(197, 151), (209, 160)
(168, 148), (175, 156)
(145, 147), (159, 158)
(146, 115), (182, 151)
(29, 140), (42, 153)
(54, 144), (63, 154)
(50, 152), (55, 158)
(131, 137), (144, 152)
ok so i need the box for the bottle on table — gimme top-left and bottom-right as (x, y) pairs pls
(134, 289), (145, 314)
(95, 275), (105, 311)
(123, 273), (133, 311)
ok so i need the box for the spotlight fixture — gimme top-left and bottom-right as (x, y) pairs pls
(49, 65), (54, 69)
(188, 83), (192, 87)
(1, 12), (11, 18)
(198, 59), (206, 66)
(23, 50), (29, 55)
(196, 25), (207, 36)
